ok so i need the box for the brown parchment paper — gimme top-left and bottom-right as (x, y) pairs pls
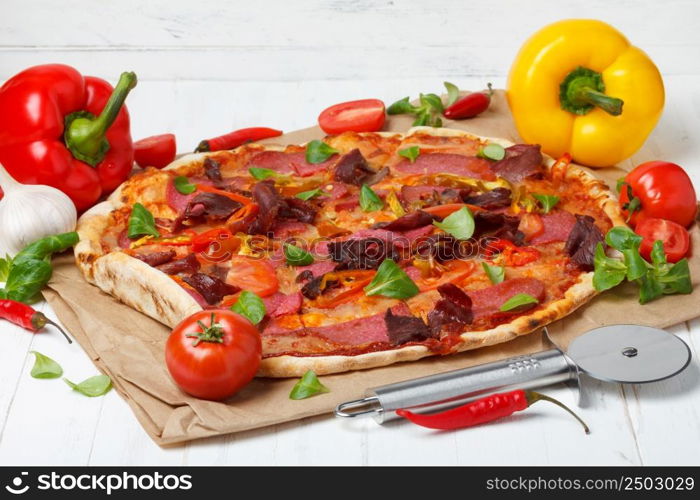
(44, 91), (700, 446)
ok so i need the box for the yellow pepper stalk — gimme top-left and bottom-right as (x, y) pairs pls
(507, 19), (664, 167)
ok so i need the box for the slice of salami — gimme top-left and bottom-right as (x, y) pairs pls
(393, 153), (495, 180)
(529, 210), (577, 245)
(262, 292), (303, 317)
(469, 278), (545, 319)
(310, 303), (411, 346)
(247, 151), (336, 177)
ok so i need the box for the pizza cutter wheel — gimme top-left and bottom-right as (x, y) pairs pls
(335, 325), (691, 423)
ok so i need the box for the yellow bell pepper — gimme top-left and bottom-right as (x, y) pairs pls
(507, 19), (664, 167)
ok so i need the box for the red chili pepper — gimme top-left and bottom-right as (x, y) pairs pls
(134, 133), (177, 169)
(0, 299), (72, 344)
(195, 127), (283, 153)
(397, 389), (589, 433)
(443, 83), (493, 119)
(0, 64), (137, 211)
(483, 238), (540, 266)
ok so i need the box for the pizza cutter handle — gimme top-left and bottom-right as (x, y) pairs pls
(335, 342), (580, 423)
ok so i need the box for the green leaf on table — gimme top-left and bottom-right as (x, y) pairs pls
(12, 232), (80, 268)
(30, 351), (63, 379)
(284, 243), (314, 266)
(477, 143), (506, 161)
(305, 140), (339, 164)
(387, 96), (417, 115)
(433, 206), (475, 240)
(420, 93), (444, 113)
(532, 193), (560, 214)
(3, 258), (52, 304)
(499, 293), (539, 312)
(64, 374), (112, 397)
(360, 184), (384, 212)
(592, 243), (627, 292)
(444, 81), (460, 106)
(295, 188), (327, 201)
(398, 146), (421, 163)
(605, 227), (647, 281)
(231, 290), (266, 325)
(289, 370), (329, 400)
(482, 262), (505, 284)
(128, 203), (160, 239)
(364, 259), (419, 299)
(173, 175), (196, 194)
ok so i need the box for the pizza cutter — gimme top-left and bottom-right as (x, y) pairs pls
(335, 324), (692, 423)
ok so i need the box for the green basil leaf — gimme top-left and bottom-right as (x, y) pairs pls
(398, 146), (420, 163)
(499, 293), (539, 312)
(387, 97), (416, 115)
(295, 188), (327, 201)
(3, 258), (52, 303)
(412, 111), (430, 127)
(638, 273), (664, 304)
(173, 175), (196, 194)
(444, 81), (460, 106)
(433, 206), (474, 240)
(482, 262), (505, 284)
(420, 93), (444, 113)
(532, 193), (560, 214)
(305, 140), (339, 164)
(477, 143), (506, 161)
(621, 248), (649, 281)
(289, 370), (329, 400)
(592, 243), (627, 292)
(64, 374), (112, 397)
(30, 351), (63, 379)
(658, 258), (692, 295)
(12, 232), (80, 268)
(249, 167), (286, 180)
(429, 115), (443, 128)
(360, 184), (384, 212)
(128, 203), (160, 239)
(605, 227), (642, 252)
(364, 259), (419, 299)
(0, 254), (12, 282)
(284, 243), (314, 266)
(650, 240), (667, 268)
(231, 290), (266, 325)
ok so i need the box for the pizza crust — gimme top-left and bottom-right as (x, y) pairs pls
(75, 127), (625, 378)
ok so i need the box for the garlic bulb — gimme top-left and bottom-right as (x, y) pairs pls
(0, 163), (77, 256)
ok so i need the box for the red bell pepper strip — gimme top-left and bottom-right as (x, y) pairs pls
(483, 238), (540, 266)
(195, 127), (283, 153)
(0, 299), (72, 344)
(443, 83), (493, 119)
(195, 184), (253, 205)
(0, 64), (137, 211)
(397, 389), (589, 433)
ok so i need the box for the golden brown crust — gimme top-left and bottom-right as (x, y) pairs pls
(75, 127), (625, 378)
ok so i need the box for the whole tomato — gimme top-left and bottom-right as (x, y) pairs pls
(165, 310), (261, 400)
(619, 161), (697, 227)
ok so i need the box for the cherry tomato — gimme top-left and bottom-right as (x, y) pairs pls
(518, 213), (544, 241)
(134, 133), (177, 169)
(619, 161), (697, 228)
(318, 99), (386, 135)
(226, 256), (279, 297)
(165, 310), (261, 400)
(636, 218), (690, 263)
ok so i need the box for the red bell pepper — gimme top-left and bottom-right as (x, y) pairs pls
(0, 64), (137, 211)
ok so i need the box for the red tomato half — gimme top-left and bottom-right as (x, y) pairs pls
(165, 310), (261, 400)
(226, 256), (279, 297)
(619, 161), (697, 228)
(318, 99), (386, 135)
(635, 218), (690, 263)
(134, 133), (177, 169)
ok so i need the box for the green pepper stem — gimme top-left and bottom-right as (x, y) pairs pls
(64, 71), (137, 166)
(526, 391), (590, 434)
(572, 86), (623, 116)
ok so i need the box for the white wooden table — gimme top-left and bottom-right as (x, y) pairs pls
(1, 0), (699, 465)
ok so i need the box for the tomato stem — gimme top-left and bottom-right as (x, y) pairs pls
(186, 313), (225, 346)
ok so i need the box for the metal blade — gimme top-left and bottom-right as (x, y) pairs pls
(566, 325), (691, 384)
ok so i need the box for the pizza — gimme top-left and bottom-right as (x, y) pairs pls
(74, 127), (625, 377)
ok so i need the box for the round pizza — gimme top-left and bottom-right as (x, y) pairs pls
(75, 127), (625, 377)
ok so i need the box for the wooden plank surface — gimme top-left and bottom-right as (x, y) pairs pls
(0, 0), (699, 465)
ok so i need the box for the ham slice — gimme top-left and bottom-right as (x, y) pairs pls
(393, 153), (495, 180)
(469, 278), (545, 319)
(310, 303), (410, 345)
(263, 292), (303, 317)
(529, 211), (577, 245)
(247, 151), (335, 177)
(166, 178), (195, 213)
